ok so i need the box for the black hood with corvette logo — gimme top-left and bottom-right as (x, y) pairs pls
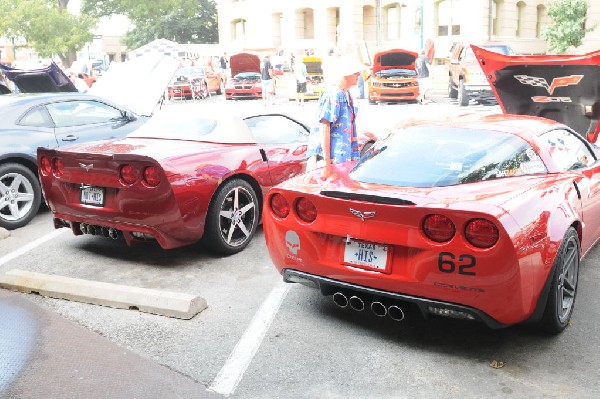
(471, 45), (600, 142)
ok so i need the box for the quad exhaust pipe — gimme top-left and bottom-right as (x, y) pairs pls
(79, 223), (119, 240)
(332, 292), (405, 321)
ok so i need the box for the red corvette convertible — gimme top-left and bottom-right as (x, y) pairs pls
(264, 113), (599, 333)
(37, 105), (313, 254)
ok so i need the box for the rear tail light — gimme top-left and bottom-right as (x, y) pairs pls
(465, 218), (499, 248)
(295, 197), (317, 223)
(119, 164), (137, 185)
(40, 156), (52, 176)
(422, 214), (456, 243)
(142, 166), (161, 187)
(270, 193), (290, 218)
(53, 158), (64, 177)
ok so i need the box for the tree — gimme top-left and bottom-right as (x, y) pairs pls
(544, 0), (593, 53)
(81, 0), (218, 50)
(0, 0), (95, 65)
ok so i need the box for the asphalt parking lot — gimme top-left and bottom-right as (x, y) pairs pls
(2, 94), (599, 399)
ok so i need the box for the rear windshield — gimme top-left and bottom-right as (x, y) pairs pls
(129, 113), (217, 139)
(351, 126), (546, 188)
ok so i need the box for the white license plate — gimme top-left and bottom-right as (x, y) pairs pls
(80, 186), (104, 206)
(343, 238), (390, 271)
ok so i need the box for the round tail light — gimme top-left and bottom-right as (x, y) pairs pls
(295, 197), (317, 223)
(119, 164), (137, 185)
(40, 156), (52, 176)
(143, 166), (161, 187)
(270, 193), (290, 218)
(422, 214), (456, 243)
(52, 158), (64, 177)
(465, 218), (499, 248)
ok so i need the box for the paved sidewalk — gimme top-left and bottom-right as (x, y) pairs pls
(0, 290), (222, 399)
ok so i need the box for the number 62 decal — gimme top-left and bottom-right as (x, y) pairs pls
(438, 252), (476, 276)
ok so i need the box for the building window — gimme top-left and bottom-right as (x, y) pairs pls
(296, 8), (315, 40)
(231, 18), (246, 41)
(436, 0), (461, 38)
(516, 1), (526, 37)
(492, 0), (503, 36)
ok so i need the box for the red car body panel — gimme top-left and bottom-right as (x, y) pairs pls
(471, 45), (600, 143)
(368, 49), (419, 102)
(225, 53), (262, 100)
(263, 114), (600, 327)
(38, 113), (309, 250)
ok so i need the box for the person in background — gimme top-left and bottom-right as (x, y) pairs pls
(415, 49), (431, 104)
(261, 55), (274, 105)
(67, 70), (89, 93)
(306, 57), (365, 171)
(219, 52), (229, 80)
(294, 59), (308, 104)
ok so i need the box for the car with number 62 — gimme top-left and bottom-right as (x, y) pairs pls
(264, 113), (600, 333)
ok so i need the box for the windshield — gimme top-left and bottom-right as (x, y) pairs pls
(351, 126), (547, 188)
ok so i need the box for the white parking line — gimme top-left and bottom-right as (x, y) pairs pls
(209, 282), (291, 396)
(0, 229), (67, 267)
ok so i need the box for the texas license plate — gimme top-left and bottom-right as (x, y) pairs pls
(80, 186), (104, 206)
(343, 238), (390, 272)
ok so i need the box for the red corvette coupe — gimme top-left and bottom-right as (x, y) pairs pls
(264, 113), (599, 333)
(37, 105), (313, 254)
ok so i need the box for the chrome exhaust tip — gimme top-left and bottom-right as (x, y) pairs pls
(101, 227), (110, 238)
(108, 228), (119, 240)
(80, 223), (87, 234)
(349, 296), (365, 312)
(86, 225), (95, 235)
(332, 292), (349, 308)
(371, 301), (387, 317)
(388, 305), (405, 321)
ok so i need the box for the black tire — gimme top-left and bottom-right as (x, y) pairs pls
(458, 80), (469, 106)
(201, 179), (259, 255)
(448, 78), (458, 99)
(538, 227), (580, 334)
(368, 93), (376, 105)
(0, 163), (42, 230)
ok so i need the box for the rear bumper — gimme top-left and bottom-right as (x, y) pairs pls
(463, 85), (496, 101)
(283, 269), (506, 329)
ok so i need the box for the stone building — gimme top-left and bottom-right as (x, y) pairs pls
(216, 0), (600, 59)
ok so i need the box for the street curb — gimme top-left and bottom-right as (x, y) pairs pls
(0, 269), (207, 319)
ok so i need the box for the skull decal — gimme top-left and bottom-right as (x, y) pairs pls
(285, 230), (300, 255)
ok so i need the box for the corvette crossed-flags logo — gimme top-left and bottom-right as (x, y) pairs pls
(514, 75), (584, 95)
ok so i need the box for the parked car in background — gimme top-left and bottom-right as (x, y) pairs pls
(264, 112), (595, 334)
(367, 48), (419, 104)
(225, 53), (262, 100)
(38, 106), (313, 254)
(274, 56), (325, 101)
(0, 55), (179, 230)
(167, 66), (223, 100)
(447, 42), (514, 106)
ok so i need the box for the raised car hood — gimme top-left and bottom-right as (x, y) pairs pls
(472, 45), (600, 142)
(230, 53), (260, 77)
(372, 49), (417, 73)
(89, 54), (180, 117)
(0, 62), (77, 93)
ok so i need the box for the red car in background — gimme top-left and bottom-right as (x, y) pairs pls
(168, 66), (223, 100)
(37, 105), (313, 254)
(225, 53), (262, 100)
(367, 49), (419, 104)
(264, 113), (598, 334)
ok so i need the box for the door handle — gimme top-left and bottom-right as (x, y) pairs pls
(61, 135), (78, 142)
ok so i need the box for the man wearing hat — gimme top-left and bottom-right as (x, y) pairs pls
(306, 57), (366, 170)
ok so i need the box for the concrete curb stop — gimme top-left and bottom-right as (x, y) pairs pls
(0, 269), (207, 319)
(0, 227), (10, 240)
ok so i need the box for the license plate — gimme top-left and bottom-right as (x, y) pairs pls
(343, 238), (390, 272)
(173, 89), (181, 93)
(80, 186), (105, 206)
